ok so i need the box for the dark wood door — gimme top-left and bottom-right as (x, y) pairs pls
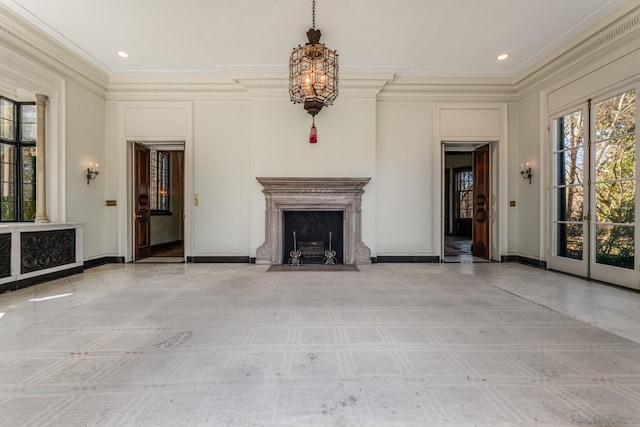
(472, 144), (490, 259)
(134, 143), (151, 260)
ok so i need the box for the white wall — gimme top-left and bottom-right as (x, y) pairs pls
(104, 102), (119, 256)
(376, 102), (433, 256)
(515, 93), (541, 259)
(64, 82), (107, 260)
(193, 101), (251, 256)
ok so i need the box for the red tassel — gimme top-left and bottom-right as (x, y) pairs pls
(309, 118), (318, 144)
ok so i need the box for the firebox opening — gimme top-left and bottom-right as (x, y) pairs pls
(283, 211), (344, 265)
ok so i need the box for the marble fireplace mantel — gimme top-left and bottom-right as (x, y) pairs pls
(255, 177), (372, 265)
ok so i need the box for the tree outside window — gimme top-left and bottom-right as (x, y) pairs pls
(0, 97), (36, 222)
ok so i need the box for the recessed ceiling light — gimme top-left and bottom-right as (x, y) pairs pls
(497, 53), (510, 61)
(116, 50), (129, 58)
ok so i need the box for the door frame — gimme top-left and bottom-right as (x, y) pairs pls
(126, 140), (189, 262)
(434, 103), (509, 264)
(441, 142), (497, 261)
(548, 87), (640, 290)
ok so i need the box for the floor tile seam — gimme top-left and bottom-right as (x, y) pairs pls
(551, 350), (624, 376)
(478, 384), (530, 423)
(4, 342), (638, 360)
(114, 292), (187, 330)
(82, 331), (125, 352)
(19, 354), (77, 384)
(19, 375), (622, 395)
(439, 350), (477, 378)
(418, 385), (450, 421)
(603, 350), (640, 371)
(549, 384), (604, 420)
(613, 385), (640, 402)
(26, 394), (78, 427)
(83, 356), (130, 384)
(387, 349), (414, 375)
(28, 329), (81, 352)
(0, 356), (69, 385)
(501, 326), (551, 345)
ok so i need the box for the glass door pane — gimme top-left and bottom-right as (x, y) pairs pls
(589, 89), (638, 288)
(592, 89), (636, 273)
(551, 109), (587, 272)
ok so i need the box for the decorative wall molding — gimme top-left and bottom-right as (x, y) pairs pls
(0, 4), (108, 98)
(107, 74), (249, 102)
(379, 77), (518, 102)
(1, 3), (638, 103)
(515, 4), (640, 98)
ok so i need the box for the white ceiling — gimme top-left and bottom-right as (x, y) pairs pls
(0, 0), (632, 79)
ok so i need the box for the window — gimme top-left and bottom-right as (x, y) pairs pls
(550, 88), (637, 286)
(455, 168), (473, 219)
(149, 149), (170, 214)
(0, 96), (36, 222)
(593, 89), (635, 269)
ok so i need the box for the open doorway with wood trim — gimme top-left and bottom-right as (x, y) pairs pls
(443, 142), (492, 263)
(133, 141), (185, 263)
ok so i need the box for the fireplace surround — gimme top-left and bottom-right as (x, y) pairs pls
(255, 177), (372, 265)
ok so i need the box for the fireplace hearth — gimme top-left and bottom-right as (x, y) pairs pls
(255, 177), (371, 265)
(284, 211), (343, 264)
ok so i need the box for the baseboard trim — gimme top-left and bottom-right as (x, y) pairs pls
(187, 256), (251, 263)
(84, 256), (126, 269)
(502, 255), (547, 268)
(0, 266), (84, 294)
(376, 256), (440, 263)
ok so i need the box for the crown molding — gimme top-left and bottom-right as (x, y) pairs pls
(105, 71), (395, 102)
(515, 3), (640, 99)
(2, 1), (637, 105)
(378, 77), (517, 103)
(0, 4), (108, 98)
(236, 72), (394, 100)
(106, 73), (248, 102)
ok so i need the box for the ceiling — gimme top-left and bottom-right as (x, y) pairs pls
(0, 0), (632, 80)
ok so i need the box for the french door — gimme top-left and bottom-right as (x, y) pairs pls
(550, 88), (638, 289)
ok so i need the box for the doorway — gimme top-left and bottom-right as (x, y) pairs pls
(133, 142), (185, 262)
(442, 143), (492, 263)
(549, 88), (638, 290)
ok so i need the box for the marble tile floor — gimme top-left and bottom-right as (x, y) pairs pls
(1, 262), (640, 426)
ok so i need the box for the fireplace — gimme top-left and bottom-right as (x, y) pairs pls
(283, 211), (344, 264)
(255, 177), (371, 265)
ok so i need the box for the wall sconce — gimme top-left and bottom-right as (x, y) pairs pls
(520, 162), (532, 184)
(86, 163), (99, 184)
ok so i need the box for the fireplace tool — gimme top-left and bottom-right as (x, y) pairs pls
(289, 231), (302, 266)
(323, 231), (337, 265)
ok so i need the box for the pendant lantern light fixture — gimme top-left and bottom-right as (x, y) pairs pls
(289, 0), (339, 143)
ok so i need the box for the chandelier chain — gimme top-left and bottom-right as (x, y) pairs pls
(312, 0), (316, 29)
